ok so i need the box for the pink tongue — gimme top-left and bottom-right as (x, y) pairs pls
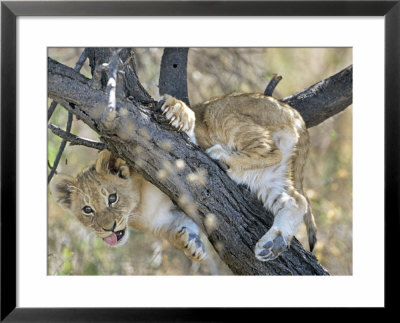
(103, 233), (117, 246)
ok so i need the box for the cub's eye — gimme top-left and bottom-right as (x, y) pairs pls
(108, 193), (118, 206)
(82, 206), (93, 215)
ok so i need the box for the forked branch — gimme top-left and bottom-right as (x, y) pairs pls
(48, 124), (106, 150)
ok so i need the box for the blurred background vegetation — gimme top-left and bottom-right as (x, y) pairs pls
(48, 47), (352, 275)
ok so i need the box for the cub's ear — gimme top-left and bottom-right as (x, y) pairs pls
(95, 149), (130, 179)
(49, 174), (77, 210)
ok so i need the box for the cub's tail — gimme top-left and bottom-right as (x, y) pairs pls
(304, 203), (317, 252)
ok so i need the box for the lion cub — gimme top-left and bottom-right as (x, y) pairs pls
(51, 92), (316, 263)
(161, 93), (317, 261)
(50, 150), (207, 262)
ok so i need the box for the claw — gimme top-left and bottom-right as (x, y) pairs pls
(178, 123), (184, 132)
(162, 106), (170, 114)
(169, 115), (176, 124)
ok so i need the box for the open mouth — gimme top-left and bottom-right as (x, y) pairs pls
(103, 229), (126, 246)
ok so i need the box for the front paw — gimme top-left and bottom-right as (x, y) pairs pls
(160, 94), (195, 134)
(175, 226), (207, 262)
(254, 228), (290, 261)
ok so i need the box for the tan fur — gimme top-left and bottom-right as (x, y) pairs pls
(50, 150), (207, 262)
(51, 92), (317, 264)
(162, 93), (317, 260)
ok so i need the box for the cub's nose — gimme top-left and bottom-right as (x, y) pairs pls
(103, 220), (117, 232)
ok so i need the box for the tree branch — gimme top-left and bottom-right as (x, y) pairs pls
(48, 48), (89, 183)
(48, 48), (88, 121)
(48, 123), (106, 150)
(86, 48), (154, 105)
(264, 74), (282, 96)
(282, 65), (353, 128)
(48, 56), (336, 275)
(48, 112), (73, 183)
(101, 49), (122, 127)
(159, 48), (190, 106)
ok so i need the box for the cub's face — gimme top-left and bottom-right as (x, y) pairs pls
(50, 150), (140, 247)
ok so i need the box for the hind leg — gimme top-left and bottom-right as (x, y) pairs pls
(255, 188), (308, 261)
(206, 117), (283, 171)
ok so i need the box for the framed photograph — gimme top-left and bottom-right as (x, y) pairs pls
(1, 0), (398, 320)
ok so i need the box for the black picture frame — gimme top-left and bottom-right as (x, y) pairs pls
(1, 1), (398, 321)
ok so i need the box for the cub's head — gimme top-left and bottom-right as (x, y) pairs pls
(50, 150), (140, 247)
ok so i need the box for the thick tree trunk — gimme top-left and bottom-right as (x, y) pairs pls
(47, 50), (351, 275)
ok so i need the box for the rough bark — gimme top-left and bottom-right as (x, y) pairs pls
(282, 65), (353, 128)
(86, 47), (154, 105)
(47, 55), (352, 275)
(159, 48), (190, 106)
(48, 124), (106, 151)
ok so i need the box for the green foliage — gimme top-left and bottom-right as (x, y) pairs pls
(60, 246), (73, 275)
